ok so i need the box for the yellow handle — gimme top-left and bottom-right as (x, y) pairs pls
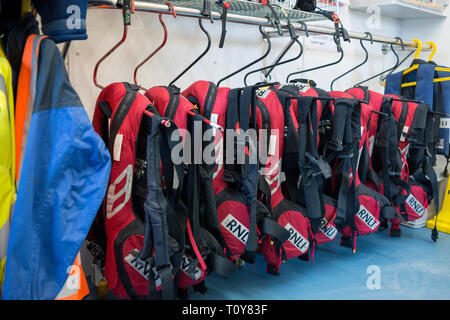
(21, 0), (31, 17)
(412, 39), (423, 60)
(426, 41), (437, 62)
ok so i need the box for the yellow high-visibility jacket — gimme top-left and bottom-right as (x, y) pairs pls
(0, 53), (16, 293)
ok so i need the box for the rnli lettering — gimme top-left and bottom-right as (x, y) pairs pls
(406, 194), (425, 217)
(319, 219), (338, 240)
(285, 223), (309, 253)
(221, 214), (249, 244)
(124, 251), (161, 287)
(256, 87), (271, 99)
(180, 255), (202, 280)
(356, 205), (380, 230)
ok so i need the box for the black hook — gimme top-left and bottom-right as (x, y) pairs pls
(242, 14), (307, 86)
(380, 37), (406, 82)
(354, 36), (403, 87)
(286, 37), (344, 84)
(169, 18), (211, 89)
(244, 38), (303, 86)
(217, 26), (272, 87)
(330, 32), (373, 91)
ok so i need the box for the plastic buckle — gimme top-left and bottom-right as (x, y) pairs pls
(223, 169), (241, 183)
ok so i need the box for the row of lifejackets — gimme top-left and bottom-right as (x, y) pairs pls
(88, 78), (439, 300)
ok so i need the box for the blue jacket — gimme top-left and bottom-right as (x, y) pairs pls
(3, 36), (111, 299)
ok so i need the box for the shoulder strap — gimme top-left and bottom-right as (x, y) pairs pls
(384, 72), (403, 96)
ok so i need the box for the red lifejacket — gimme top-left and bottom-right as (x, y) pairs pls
(251, 86), (314, 275)
(92, 82), (184, 299)
(145, 86), (220, 296)
(346, 88), (413, 209)
(182, 81), (289, 265)
(276, 83), (338, 244)
(324, 91), (381, 245)
(385, 94), (431, 223)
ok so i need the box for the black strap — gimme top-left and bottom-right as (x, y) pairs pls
(218, 2), (228, 48)
(108, 82), (139, 153)
(140, 113), (175, 300)
(397, 100), (409, 145)
(239, 86), (259, 263)
(185, 112), (204, 246)
(295, 95), (330, 234)
(207, 253), (236, 277)
(332, 99), (358, 231)
(261, 217), (290, 243)
(223, 89), (240, 183)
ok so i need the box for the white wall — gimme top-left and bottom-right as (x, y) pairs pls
(67, 5), (404, 119)
(399, 5), (450, 66)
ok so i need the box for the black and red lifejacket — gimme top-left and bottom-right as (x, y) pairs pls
(144, 85), (236, 298)
(182, 81), (289, 265)
(91, 82), (185, 299)
(275, 83), (339, 245)
(347, 87), (433, 235)
(327, 91), (398, 246)
(276, 83), (339, 245)
(384, 94), (432, 224)
(318, 92), (377, 248)
(346, 88), (414, 213)
(248, 85), (314, 275)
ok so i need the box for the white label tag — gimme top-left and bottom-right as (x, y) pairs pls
(221, 214), (249, 244)
(368, 136), (375, 157)
(285, 223), (309, 253)
(256, 87), (271, 99)
(298, 84), (311, 93)
(319, 219), (338, 241)
(400, 126), (409, 142)
(113, 134), (124, 161)
(440, 118), (450, 129)
(437, 138), (445, 150)
(405, 193), (425, 217)
(268, 135), (277, 156)
(356, 205), (380, 230)
(210, 113), (219, 136)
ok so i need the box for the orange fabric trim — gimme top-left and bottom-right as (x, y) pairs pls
(55, 254), (90, 300)
(14, 34), (47, 179)
(14, 34), (36, 178)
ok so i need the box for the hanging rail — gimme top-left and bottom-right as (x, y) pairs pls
(88, 0), (428, 49)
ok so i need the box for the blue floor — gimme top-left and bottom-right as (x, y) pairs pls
(189, 227), (450, 300)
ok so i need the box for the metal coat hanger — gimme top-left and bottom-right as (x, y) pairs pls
(93, 0), (133, 89)
(286, 33), (345, 84)
(217, 25), (272, 87)
(243, 21), (308, 86)
(354, 37), (404, 87)
(133, 2), (176, 91)
(330, 32), (373, 91)
(168, 17), (212, 89)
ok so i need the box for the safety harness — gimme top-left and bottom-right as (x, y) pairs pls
(385, 95), (431, 224)
(144, 85), (236, 299)
(250, 85), (313, 275)
(276, 83), (339, 246)
(91, 82), (184, 300)
(183, 81), (289, 266)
